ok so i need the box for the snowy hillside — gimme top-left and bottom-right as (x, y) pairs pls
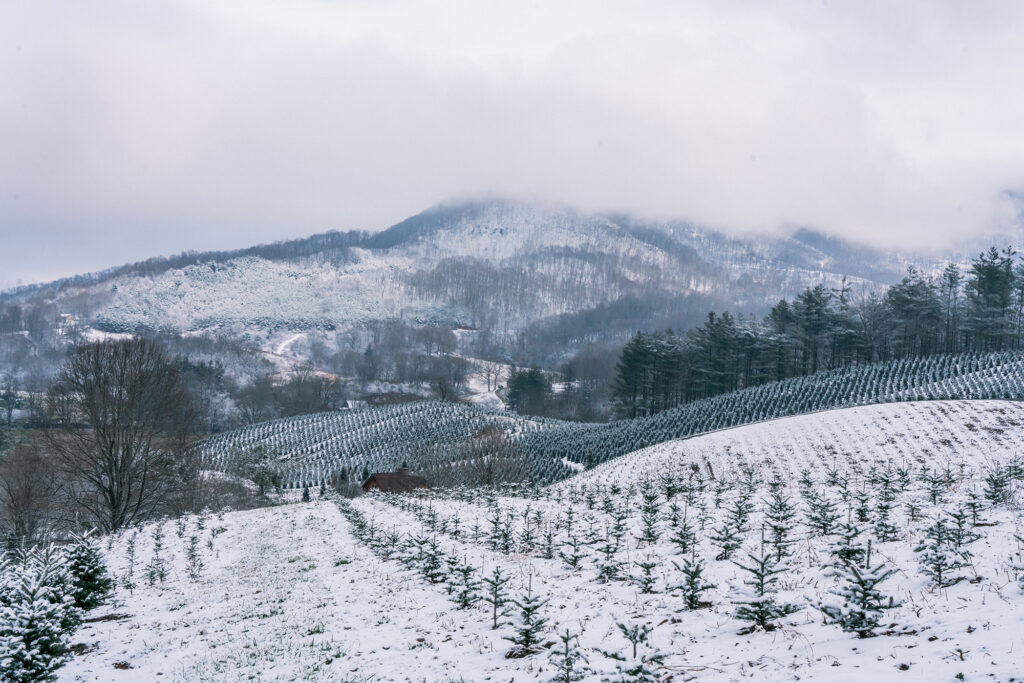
(65, 400), (1024, 681)
(9, 200), (912, 341)
(565, 400), (1024, 489)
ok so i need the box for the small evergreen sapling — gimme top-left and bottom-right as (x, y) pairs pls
(632, 556), (658, 594)
(636, 481), (661, 546)
(548, 628), (592, 682)
(600, 621), (665, 683)
(482, 567), (512, 629)
(671, 554), (714, 609)
(820, 561), (900, 638)
(732, 548), (801, 632)
(915, 517), (970, 588)
(595, 530), (622, 583)
(983, 466), (1011, 506)
(65, 530), (113, 610)
(186, 535), (204, 582)
(452, 559), (479, 609)
(828, 519), (866, 569)
(146, 524), (168, 586)
(122, 531), (138, 594)
(504, 576), (549, 658)
(763, 482), (797, 561)
(709, 517), (742, 561)
(873, 499), (899, 543)
(668, 506), (696, 556)
(805, 491), (840, 536)
(559, 536), (585, 570)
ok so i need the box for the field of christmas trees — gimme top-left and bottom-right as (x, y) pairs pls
(63, 400), (1024, 681)
(201, 351), (1024, 490)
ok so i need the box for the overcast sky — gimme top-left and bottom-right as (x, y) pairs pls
(2, 0), (1024, 288)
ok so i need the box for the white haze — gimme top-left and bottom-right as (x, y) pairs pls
(2, 0), (1024, 286)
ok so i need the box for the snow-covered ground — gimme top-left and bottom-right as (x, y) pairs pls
(567, 400), (1024, 489)
(61, 401), (1024, 682)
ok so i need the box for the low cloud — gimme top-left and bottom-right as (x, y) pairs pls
(2, 0), (1024, 285)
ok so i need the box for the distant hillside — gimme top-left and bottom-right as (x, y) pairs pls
(1, 200), (917, 360)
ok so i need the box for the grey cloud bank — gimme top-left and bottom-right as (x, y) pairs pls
(2, 0), (1023, 287)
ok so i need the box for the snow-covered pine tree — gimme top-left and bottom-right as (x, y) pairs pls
(797, 469), (815, 501)
(805, 491), (840, 536)
(481, 566), (512, 629)
(559, 535), (585, 570)
(186, 535), (203, 582)
(595, 530), (622, 583)
(145, 523), (167, 586)
(504, 576), (549, 658)
(541, 524), (556, 560)
(829, 519), (866, 569)
(763, 481), (797, 561)
(600, 621), (665, 683)
(122, 531), (138, 594)
(671, 554), (714, 609)
(964, 489), (986, 526)
(732, 548), (801, 632)
(873, 498), (898, 543)
(418, 536), (446, 584)
(65, 530), (113, 611)
(636, 481), (661, 546)
(920, 467), (946, 505)
(610, 506), (630, 549)
(452, 558), (479, 609)
(915, 517), (970, 588)
(709, 517), (742, 561)
(632, 556), (658, 594)
(518, 508), (536, 553)
(903, 498), (923, 523)
(820, 561), (899, 638)
(853, 487), (871, 524)
(0, 546), (80, 682)
(443, 554), (461, 595)
(947, 506), (981, 549)
(983, 465), (1010, 506)
(667, 506), (696, 555)
(547, 627), (591, 682)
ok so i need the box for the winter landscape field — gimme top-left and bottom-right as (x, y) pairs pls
(7, 2), (1024, 682)
(59, 401), (1024, 682)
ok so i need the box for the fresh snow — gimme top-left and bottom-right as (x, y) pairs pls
(62, 400), (1024, 682)
(566, 400), (1024, 489)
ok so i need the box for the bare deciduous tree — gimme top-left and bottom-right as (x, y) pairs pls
(46, 338), (198, 532)
(0, 437), (63, 545)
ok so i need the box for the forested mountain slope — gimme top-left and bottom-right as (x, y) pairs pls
(2, 200), (915, 354)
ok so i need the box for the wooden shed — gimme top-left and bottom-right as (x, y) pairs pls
(361, 466), (430, 494)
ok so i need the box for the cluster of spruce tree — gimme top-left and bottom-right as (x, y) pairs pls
(611, 248), (1024, 418)
(0, 532), (112, 682)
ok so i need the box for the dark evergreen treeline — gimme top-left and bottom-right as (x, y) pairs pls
(611, 247), (1024, 418)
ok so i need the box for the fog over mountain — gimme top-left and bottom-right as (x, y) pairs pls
(4, 1), (1024, 287)
(1, 198), (914, 336)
